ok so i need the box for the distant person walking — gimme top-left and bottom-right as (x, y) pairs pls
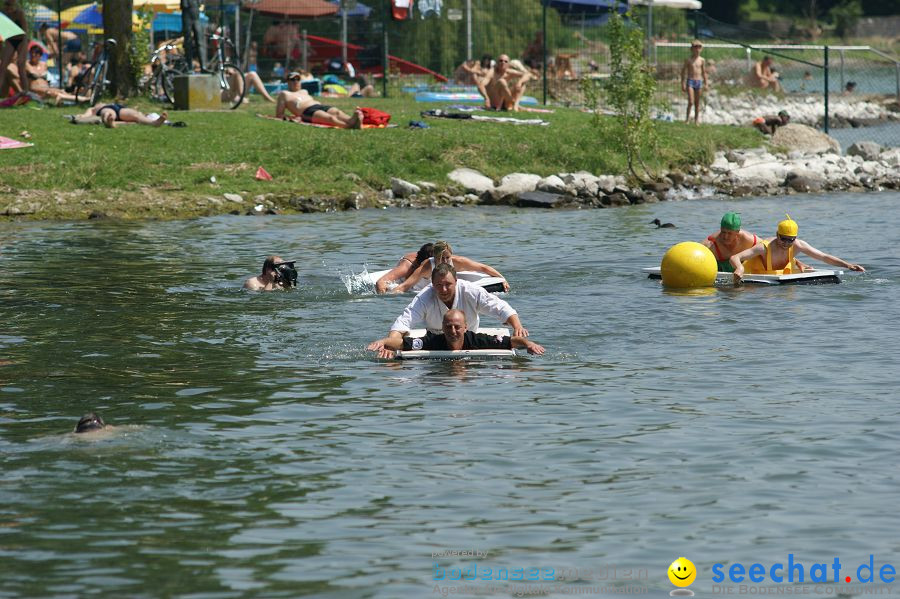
(680, 40), (708, 125)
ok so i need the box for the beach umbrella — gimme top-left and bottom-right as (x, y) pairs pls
(0, 12), (25, 41)
(70, 3), (103, 28)
(242, 0), (339, 18)
(29, 4), (61, 26)
(61, 3), (144, 34)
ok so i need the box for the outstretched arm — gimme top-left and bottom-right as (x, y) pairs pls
(375, 262), (413, 294)
(511, 336), (544, 355)
(391, 260), (431, 293)
(367, 330), (404, 358)
(452, 255), (509, 291)
(795, 240), (865, 272)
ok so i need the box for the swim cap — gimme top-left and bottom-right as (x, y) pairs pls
(720, 212), (741, 231)
(777, 214), (798, 237)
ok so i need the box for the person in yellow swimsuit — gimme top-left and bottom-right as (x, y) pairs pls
(730, 216), (866, 283)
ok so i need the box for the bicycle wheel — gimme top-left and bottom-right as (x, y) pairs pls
(89, 61), (109, 106)
(221, 62), (246, 110)
(160, 67), (181, 105)
(74, 65), (95, 104)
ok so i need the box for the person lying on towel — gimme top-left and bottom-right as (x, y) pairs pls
(275, 71), (362, 129)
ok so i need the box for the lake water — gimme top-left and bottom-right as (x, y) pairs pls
(2, 192), (899, 598)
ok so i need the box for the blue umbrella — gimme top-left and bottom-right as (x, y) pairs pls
(72, 3), (103, 27)
(330, 0), (371, 18)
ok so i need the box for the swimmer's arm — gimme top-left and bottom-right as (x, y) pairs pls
(796, 240), (865, 272)
(375, 263), (411, 294)
(680, 59), (689, 87)
(511, 336), (544, 355)
(392, 260), (430, 293)
(367, 330), (404, 353)
(731, 243), (764, 281)
(701, 57), (708, 86)
(453, 256), (510, 291)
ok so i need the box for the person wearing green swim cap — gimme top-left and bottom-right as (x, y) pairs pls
(730, 215), (866, 282)
(702, 212), (762, 273)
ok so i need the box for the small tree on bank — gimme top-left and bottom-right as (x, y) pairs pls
(604, 12), (658, 182)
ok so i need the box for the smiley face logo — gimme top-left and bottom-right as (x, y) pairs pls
(668, 557), (697, 587)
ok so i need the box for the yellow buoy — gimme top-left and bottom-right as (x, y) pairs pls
(660, 242), (717, 288)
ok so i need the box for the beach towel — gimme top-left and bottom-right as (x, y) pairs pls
(421, 109), (548, 126)
(0, 136), (34, 149)
(257, 113), (396, 129)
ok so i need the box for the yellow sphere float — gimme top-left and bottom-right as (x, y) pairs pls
(660, 242), (717, 288)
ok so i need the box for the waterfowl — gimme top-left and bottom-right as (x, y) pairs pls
(651, 218), (676, 228)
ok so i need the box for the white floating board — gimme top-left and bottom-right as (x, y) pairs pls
(642, 266), (842, 285)
(396, 349), (517, 360)
(367, 269), (506, 293)
(396, 327), (515, 360)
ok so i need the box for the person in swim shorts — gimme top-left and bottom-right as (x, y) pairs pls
(680, 40), (708, 124)
(78, 103), (168, 128)
(730, 215), (866, 282)
(702, 212), (763, 273)
(753, 110), (790, 135)
(369, 309), (544, 358)
(390, 240), (510, 293)
(482, 54), (533, 112)
(274, 71), (362, 128)
(375, 243), (434, 294)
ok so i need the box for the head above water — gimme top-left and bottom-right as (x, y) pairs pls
(442, 309), (468, 345)
(778, 110), (790, 121)
(262, 255), (283, 275)
(777, 214), (798, 237)
(414, 243), (434, 267)
(431, 240), (453, 263)
(75, 412), (105, 433)
(720, 212), (741, 231)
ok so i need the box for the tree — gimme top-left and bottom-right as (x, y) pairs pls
(603, 12), (658, 181)
(104, 0), (136, 98)
(831, 0), (863, 38)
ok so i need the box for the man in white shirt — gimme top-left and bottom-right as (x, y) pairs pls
(367, 263), (527, 353)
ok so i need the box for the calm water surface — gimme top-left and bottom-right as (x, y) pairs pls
(2, 192), (899, 598)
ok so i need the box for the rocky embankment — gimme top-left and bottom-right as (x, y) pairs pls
(376, 125), (900, 211)
(677, 90), (900, 128)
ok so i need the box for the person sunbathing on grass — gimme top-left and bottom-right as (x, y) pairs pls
(274, 71), (362, 129)
(78, 103), (167, 129)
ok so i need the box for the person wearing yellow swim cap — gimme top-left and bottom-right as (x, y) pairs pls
(730, 215), (866, 282)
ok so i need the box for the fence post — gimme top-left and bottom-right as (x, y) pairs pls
(382, 26), (389, 98)
(542, 1), (547, 105)
(839, 48), (845, 91)
(823, 45), (829, 134)
(895, 61), (899, 100)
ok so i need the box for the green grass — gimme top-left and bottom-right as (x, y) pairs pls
(0, 94), (762, 220)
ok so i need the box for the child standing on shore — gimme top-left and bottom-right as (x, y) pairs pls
(680, 40), (708, 125)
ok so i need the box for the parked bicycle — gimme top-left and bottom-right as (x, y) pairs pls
(75, 38), (116, 106)
(206, 32), (246, 109)
(144, 42), (188, 104)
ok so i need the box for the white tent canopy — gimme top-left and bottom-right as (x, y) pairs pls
(631, 0), (702, 9)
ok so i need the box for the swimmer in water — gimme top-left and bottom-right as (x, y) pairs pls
(74, 412), (105, 433)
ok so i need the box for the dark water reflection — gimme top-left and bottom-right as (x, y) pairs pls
(1, 192), (899, 597)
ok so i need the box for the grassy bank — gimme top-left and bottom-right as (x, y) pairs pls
(0, 95), (762, 220)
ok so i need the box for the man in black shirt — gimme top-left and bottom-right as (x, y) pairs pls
(370, 309), (545, 358)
